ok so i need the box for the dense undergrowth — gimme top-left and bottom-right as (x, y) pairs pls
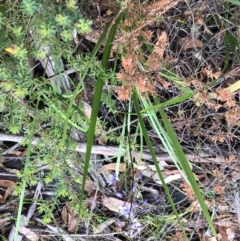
(0, 0), (240, 240)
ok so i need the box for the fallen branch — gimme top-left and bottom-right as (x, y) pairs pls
(0, 133), (171, 169)
(0, 133), (230, 166)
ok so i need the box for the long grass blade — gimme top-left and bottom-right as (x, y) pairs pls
(133, 89), (188, 239)
(76, 9), (124, 228)
(157, 100), (217, 236)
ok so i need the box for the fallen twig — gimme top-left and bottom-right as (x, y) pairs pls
(0, 133), (170, 168)
(0, 133), (230, 166)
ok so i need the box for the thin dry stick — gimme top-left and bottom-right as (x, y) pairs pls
(0, 133), (171, 166)
(0, 133), (224, 166)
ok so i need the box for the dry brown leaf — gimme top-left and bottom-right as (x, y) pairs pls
(178, 37), (203, 50)
(68, 211), (78, 233)
(153, 31), (168, 58)
(0, 180), (16, 201)
(61, 205), (68, 225)
(103, 196), (131, 214)
(62, 202), (79, 233)
(195, 15), (205, 25)
(190, 79), (203, 89)
(210, 135), (225, 143)
(227, 154), (237, 164)
(225, 106), (240, 130)
(97, 163), (126, 174)
(84, 29), (101, 44)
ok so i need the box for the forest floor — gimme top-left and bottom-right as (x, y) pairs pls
(1, 0), (240, 240)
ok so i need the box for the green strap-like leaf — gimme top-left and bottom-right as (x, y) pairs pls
(75, 10), (124, 235)
(157, 102), (217, 236)
(133, 89), (188, 239)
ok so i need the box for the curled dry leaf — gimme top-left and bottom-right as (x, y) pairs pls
(68, 212), (78, 233)
(62, 202), (79, 233)
(61, 205), (68, 225)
